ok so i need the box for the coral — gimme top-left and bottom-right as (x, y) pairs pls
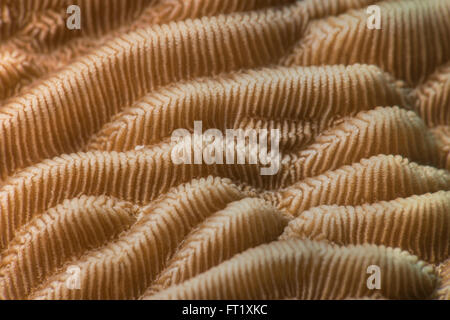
(0, 0), (449, 300)
(280, 191), (450, 263)
(145, 240), (438, 300)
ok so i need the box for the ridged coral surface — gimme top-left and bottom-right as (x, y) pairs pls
(0, 0), (449, 300)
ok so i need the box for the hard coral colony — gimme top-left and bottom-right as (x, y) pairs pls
(0, 0), (449, 300)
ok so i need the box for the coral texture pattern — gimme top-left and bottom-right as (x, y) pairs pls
(0, 0), (449, 300)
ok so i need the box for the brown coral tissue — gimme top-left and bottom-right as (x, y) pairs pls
(0, 0), (449, 302)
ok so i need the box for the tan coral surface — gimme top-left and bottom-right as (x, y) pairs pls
(0, 0), (449, 300)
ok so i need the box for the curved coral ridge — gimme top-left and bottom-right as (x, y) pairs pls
(0, 0), (449, 300)
(280, 192), (450, 263)
(146, 240), (438, 300)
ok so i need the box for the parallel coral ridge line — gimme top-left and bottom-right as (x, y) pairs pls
(282, 0), (450, 85)
(0, 0), (296, 101)
(0, 3), (306, 179)
(414, 61), (450, 127)
(275, 155), (450, 215)
(0, 106), (445, 249)
(0, 195), (140, 299)
(85, 64), (412, 152)
(26, 177), (245, 299)
(1, 0), (155, 43)
(142, 198), (289, 297)
(280, 191), (450, 263)
(0, 0), (383, 103)
(145, 240), (438, 300)
(0, 154), (448, 299)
